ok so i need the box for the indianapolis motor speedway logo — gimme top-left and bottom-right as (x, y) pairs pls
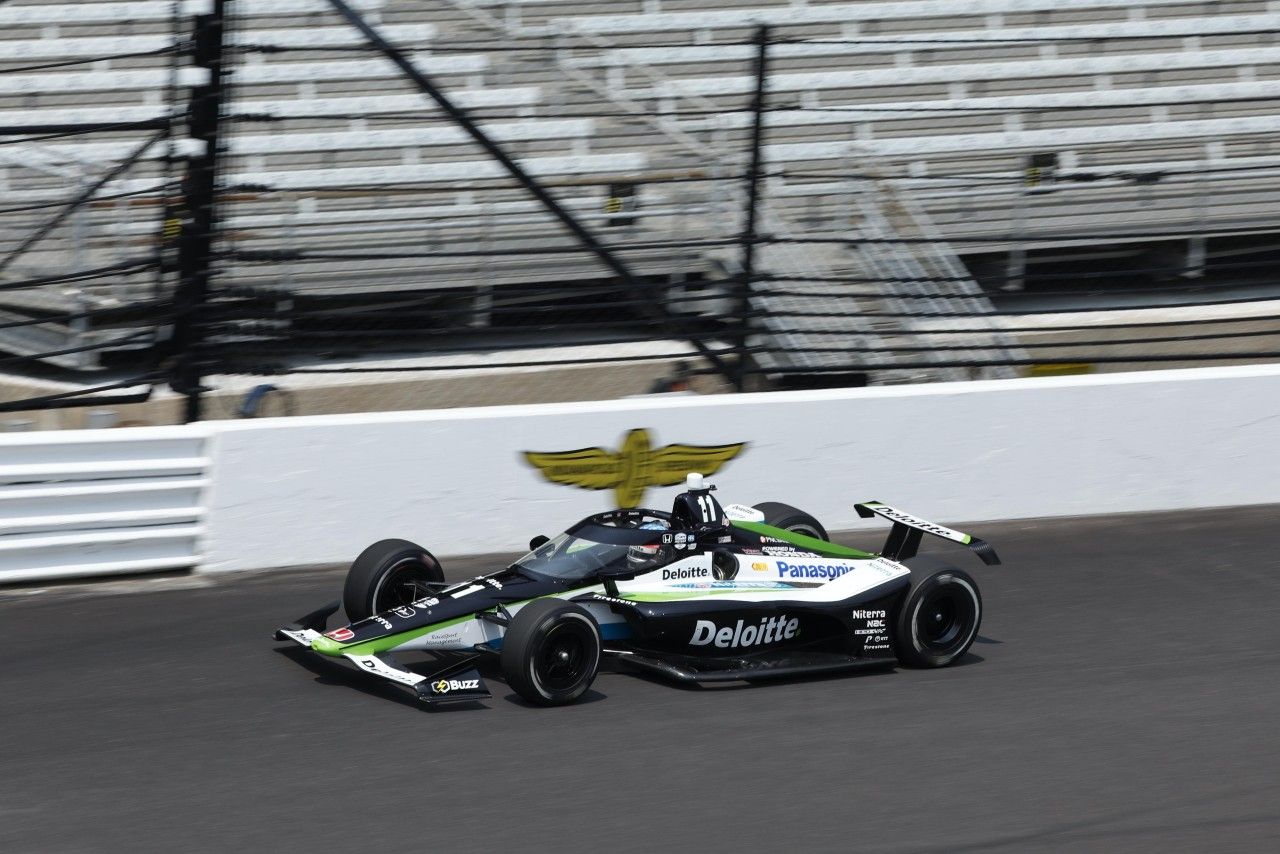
(523, 428), (746, 508)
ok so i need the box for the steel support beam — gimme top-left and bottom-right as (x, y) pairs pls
(323, 0), (733, 383)
(735, 24), (769, 391)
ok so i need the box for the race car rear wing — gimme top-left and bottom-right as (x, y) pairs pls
(855, 502), (1001, 566)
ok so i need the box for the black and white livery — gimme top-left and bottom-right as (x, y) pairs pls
(274, 473), (1001, 707)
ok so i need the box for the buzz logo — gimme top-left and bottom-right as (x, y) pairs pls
(776, 560), (853, 580)
(432, 678), (480, 694)
(690, 615), (799, 649)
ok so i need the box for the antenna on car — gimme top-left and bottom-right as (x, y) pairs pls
(685, 472), (716, 492)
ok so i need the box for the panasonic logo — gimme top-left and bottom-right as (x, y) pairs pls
(662, 566), (709, 581)
(690, 616), (799, 648)
(775, 560), (853, 580)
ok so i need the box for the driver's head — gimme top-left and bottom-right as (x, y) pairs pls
(627, 520), (672, 573)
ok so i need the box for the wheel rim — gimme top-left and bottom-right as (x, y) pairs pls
(914, 585), (975, 654)
(535, 621), (593, 693)
(371, 558), (435, 613)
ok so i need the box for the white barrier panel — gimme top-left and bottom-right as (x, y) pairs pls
(0, 427), (208, 583)
(199, 365), (1279, 574)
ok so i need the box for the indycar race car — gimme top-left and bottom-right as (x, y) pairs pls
(274, 473), (1000, 707)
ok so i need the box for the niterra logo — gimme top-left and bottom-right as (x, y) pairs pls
(523, 428), (746, 508)
(776, 560), (853, 580)
(690, 616), (799, 648)
(662, 566), (709, 581)
(432, 678), (481, 694)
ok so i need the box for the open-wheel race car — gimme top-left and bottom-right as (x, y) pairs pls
(274, 473), (1000, 707)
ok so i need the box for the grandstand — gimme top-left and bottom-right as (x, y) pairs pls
(1, 0), (1279, 418)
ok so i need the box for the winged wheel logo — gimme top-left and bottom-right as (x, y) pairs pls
(523, 428), (746, 508)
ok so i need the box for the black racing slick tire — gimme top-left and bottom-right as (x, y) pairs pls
(501, 599), (601, 707)
(891, 561), (982, 668)
(752, 502), (829, 541)
(343, 539), (444, 622)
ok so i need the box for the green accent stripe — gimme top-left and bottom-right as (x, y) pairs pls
(730, 520), (878, 559)
(624, 588), (774, 602)
(311, 612), (476, 657)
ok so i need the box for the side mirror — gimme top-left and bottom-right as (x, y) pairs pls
(529, 535), (550, 551)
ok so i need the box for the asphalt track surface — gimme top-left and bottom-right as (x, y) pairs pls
(2, 507), (1279, 854)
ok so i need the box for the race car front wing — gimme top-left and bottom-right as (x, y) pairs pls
(274, 603), (490, 705)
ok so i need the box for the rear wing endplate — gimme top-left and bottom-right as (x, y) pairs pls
(855, 502), (1001, 566)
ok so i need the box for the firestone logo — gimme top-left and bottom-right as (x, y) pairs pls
(690, 616), (799, 649)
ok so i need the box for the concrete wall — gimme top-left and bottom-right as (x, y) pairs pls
(199, 364), (1279, 573)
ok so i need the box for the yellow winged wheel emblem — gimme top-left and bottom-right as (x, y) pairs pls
(523, 428), (747, 508)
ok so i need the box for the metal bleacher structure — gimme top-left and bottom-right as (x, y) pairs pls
(1, 0), (1278, 389)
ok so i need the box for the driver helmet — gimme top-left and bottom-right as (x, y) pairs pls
(627, 520), (672, 573)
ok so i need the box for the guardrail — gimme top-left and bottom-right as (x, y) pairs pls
(0, 364), (1273, 583)
(0, 427), (208, 583)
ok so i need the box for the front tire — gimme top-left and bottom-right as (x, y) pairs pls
(891, 562), (982, 668)
(501, 599), (601, 706)
(753, 501), (829, 540)
(343, 538), (444, 622)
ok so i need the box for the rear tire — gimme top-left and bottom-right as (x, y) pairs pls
(752, 501), (829, 540)
(501, 599), (601, 707)
(343, 538), (444, 622)
(891, 561), (982, 668)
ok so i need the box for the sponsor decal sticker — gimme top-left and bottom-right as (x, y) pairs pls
(775, 559), (854, 581)
(689, 615), (799, 649)
(432, 678), (481, 694)
(763, 546), (815, 557)
(522, 428), (746, 508)
(866, 505), (965, 542)
(324, 627), (354, 642)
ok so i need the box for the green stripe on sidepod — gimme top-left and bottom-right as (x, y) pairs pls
(730, 520), (878, 559)
(308, 587), (600, 658)
(624, 588), (805, 602)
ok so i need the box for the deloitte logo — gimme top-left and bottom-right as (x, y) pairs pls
(689, 615), (799, 649)
(662, 566), (709, 581)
